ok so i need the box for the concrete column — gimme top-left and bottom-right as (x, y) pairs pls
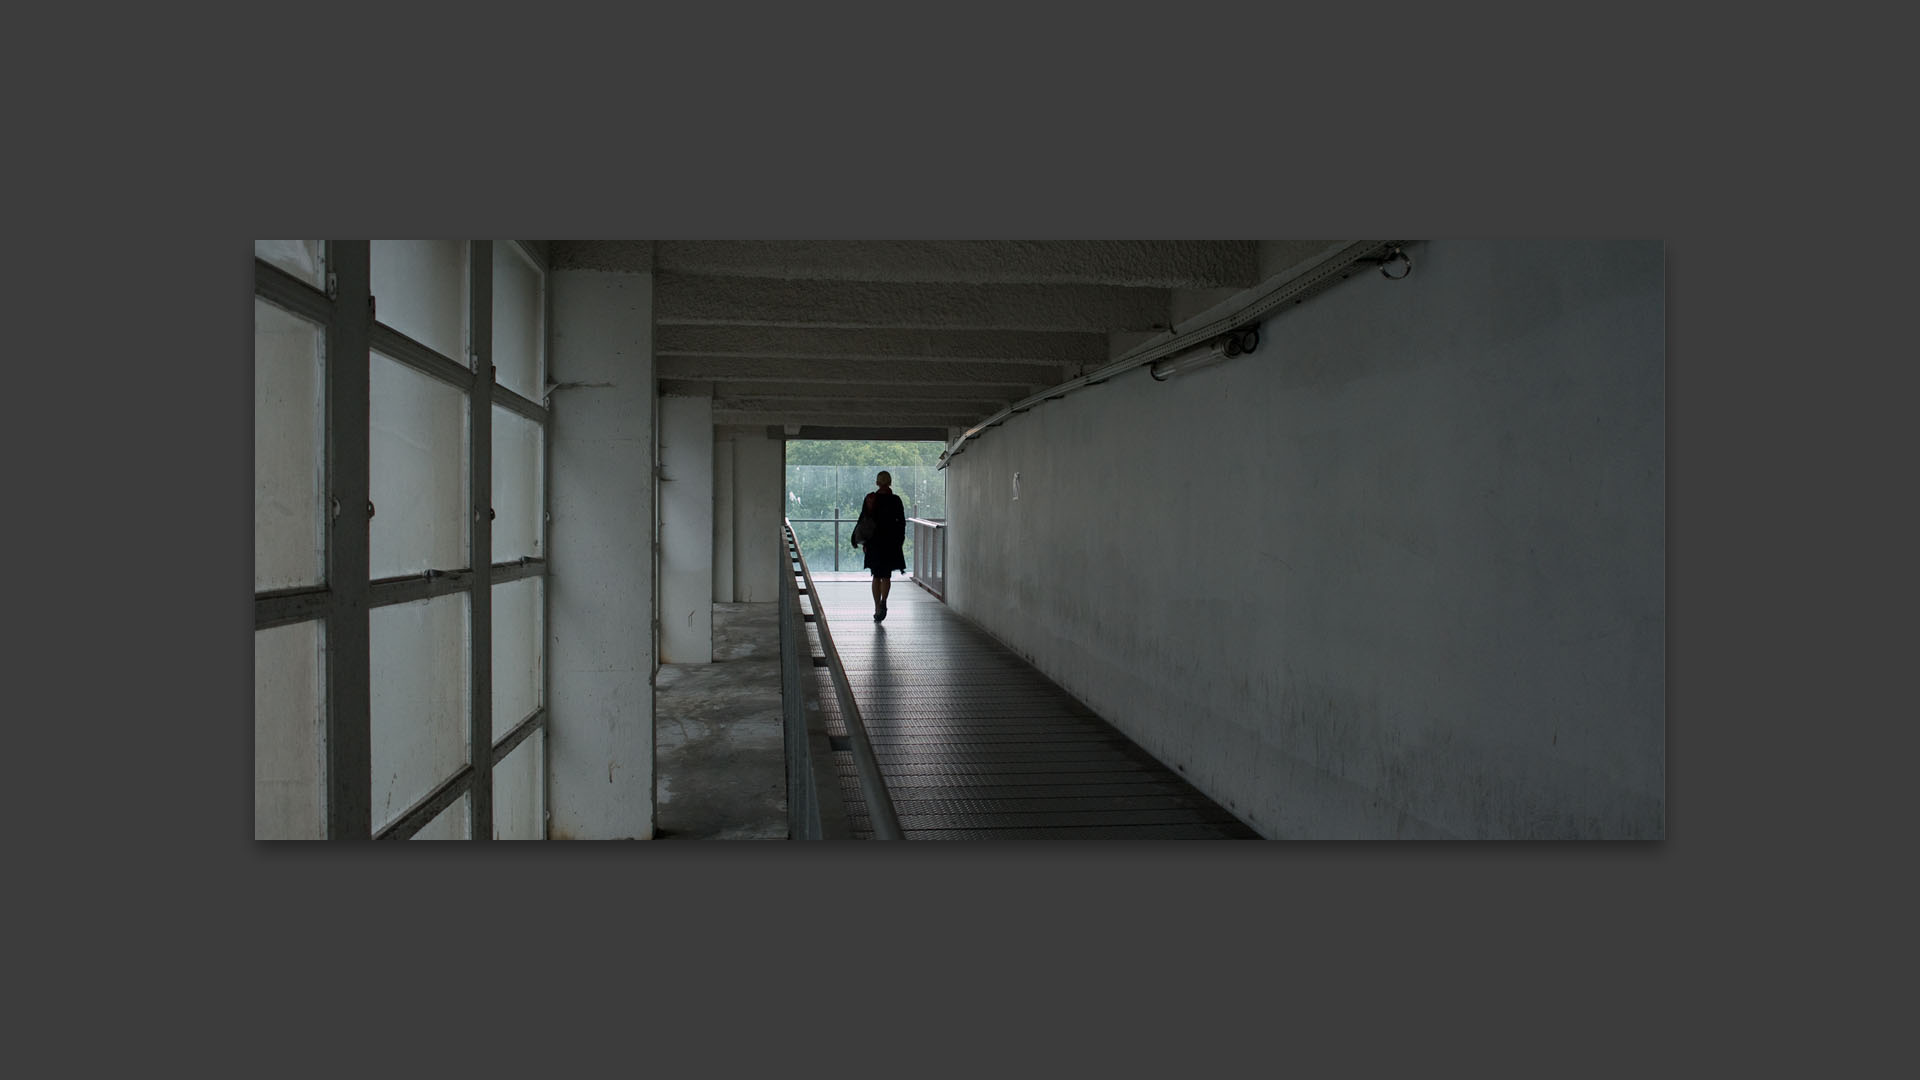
(546, 270), (656, 840)
(713, 435), (735, 602)
(658, 393), (714, 662)
(731, 430), (784, 604)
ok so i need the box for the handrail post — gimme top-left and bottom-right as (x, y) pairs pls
(906, 517), (947, 602)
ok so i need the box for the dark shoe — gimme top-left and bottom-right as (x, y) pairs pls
(877, 599), (887, 622)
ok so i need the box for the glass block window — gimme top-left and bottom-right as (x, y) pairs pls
(255, 620), (325, 840)
(491, 406), (543, 562)
(370, 594), (471, 833)
(492, 241), (544, 402)
(493, 729), (544, 840)
(492, 576), (543, 741)
(370, 351), (470, 578)
(370, 239), (468, 360)
(413, 792), (472, 840)
(255, 299), (327, 591)
(255, 240), (326, 289)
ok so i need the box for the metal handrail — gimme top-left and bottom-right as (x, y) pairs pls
(779, 529), (848, 839)
(788, 510), (929, 573)
(908, 518), (947, 601)
(787, 509), (852, 571)
(784, 518), (903, 839)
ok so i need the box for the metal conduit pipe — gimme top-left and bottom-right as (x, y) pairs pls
(782, 519), (904, 839)
(937, 240), (1415, 468)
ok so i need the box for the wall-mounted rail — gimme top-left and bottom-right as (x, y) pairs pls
(937, 240), (1414, 468)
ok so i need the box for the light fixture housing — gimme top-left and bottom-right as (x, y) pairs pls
(1150, 326), (1259, 381)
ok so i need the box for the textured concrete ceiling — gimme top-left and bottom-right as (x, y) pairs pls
(547, 240), (1297, 437)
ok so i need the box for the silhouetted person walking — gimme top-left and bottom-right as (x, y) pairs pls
(852, 470), (907, 622)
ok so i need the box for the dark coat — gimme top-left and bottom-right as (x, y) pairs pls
(858, 490), (907, 574)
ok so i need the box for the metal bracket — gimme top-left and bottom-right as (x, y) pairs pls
(1358, 245), (1413, 279)
(326, 271), (338, 300)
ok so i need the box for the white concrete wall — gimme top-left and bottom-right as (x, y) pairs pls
(659, 393), (714, 662)
(730, 431), (784, 603)
(547, 270), (656, 840)
(946, 239), (1664, 839)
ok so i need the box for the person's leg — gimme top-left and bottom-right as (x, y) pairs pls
(872, 571), (885, 619)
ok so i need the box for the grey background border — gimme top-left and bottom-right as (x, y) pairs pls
(23, 7), (1881, 1069)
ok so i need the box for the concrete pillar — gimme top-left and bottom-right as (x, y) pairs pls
(658, 393), (714, 662)
(546, 270), (656, 840)
(713, 436), (735, 602)
(730, 430), (784, 604)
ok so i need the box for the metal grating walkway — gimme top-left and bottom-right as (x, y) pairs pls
(808, 578), (1259, 840)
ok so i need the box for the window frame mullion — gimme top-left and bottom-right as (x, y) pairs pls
(325, 241), (373, 839)
(369, 322), (476, 394)
(468, 241), (494, 840)
(256, 586), (330, 630)
(262, 240), (551, 840)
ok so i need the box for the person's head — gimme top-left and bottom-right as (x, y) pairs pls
(876, 471), (892, 490)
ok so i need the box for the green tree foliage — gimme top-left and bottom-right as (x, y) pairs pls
(784, 440), (947, 572)
(782, 439), (946, 467)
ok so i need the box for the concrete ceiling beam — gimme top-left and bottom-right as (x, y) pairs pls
(654, 273), (1171, 333)
(776, 426), (957, 442)
(700, 379), (1038, 402)
(651, 240), (1261, 288)
(657, 355), (1070, 388)
(548, 240), (1263, 288)
(548, 240), (656, 272)
(655, 325), (1108, 366)
(715, 409), (988, 428)
(721, 394), (1010, 414)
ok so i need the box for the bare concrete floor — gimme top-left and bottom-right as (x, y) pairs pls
(653, 602), (788, 839)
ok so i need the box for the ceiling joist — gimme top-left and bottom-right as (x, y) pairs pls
(655, 325), (1106, 367)
(545, 240), (1299, 433)
(656, 355), (1068, 389)
(654, 274), (1171, 334)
